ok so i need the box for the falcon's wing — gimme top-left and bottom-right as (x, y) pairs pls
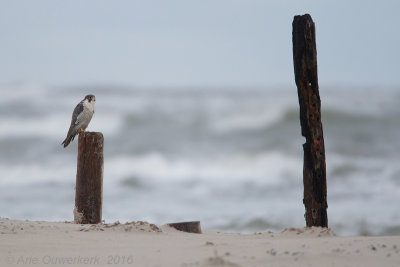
(71, 101), (85, 126)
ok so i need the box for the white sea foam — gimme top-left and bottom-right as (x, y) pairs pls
(0, 162), (73, 185)
(0, 113), (123, 139)
(105, 151), (301, 184)
(0, 115), (66, 139)
(208, 106), (291, 134)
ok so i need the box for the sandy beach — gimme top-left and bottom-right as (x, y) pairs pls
(1, 218), (399, 267)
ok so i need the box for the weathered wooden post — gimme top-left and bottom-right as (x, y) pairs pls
(292, 14), (328, 227)
(74, 132), (104, 224)
(167, 221), (202, 234)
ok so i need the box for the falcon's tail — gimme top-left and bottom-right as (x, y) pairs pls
(62, 134), (75, 148)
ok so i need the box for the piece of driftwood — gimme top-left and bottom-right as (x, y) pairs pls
(168, 221), (202, 234)
(74, 132), (104, 224)
(292, 14), (328, 227)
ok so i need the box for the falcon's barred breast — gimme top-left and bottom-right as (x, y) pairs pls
(62, 94), (96, 147)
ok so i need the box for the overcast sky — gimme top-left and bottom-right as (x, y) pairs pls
(1, 1), (399, 87)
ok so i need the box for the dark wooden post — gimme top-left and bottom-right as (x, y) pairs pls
(292, 14), (328, 227)
(167, 221), (202, 234)
(74, 132), (104, 224)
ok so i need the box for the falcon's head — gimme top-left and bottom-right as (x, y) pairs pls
(84, 94), (96, 103)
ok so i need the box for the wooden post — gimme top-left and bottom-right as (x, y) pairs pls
(74, 132), (104, 224)
(292, 14), (328, 227)
(167, 221), (202, 234)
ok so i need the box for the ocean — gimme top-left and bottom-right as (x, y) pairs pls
(0, 83), (399, 236)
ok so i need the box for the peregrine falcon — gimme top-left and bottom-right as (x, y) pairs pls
(62, 94), (96, 147)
